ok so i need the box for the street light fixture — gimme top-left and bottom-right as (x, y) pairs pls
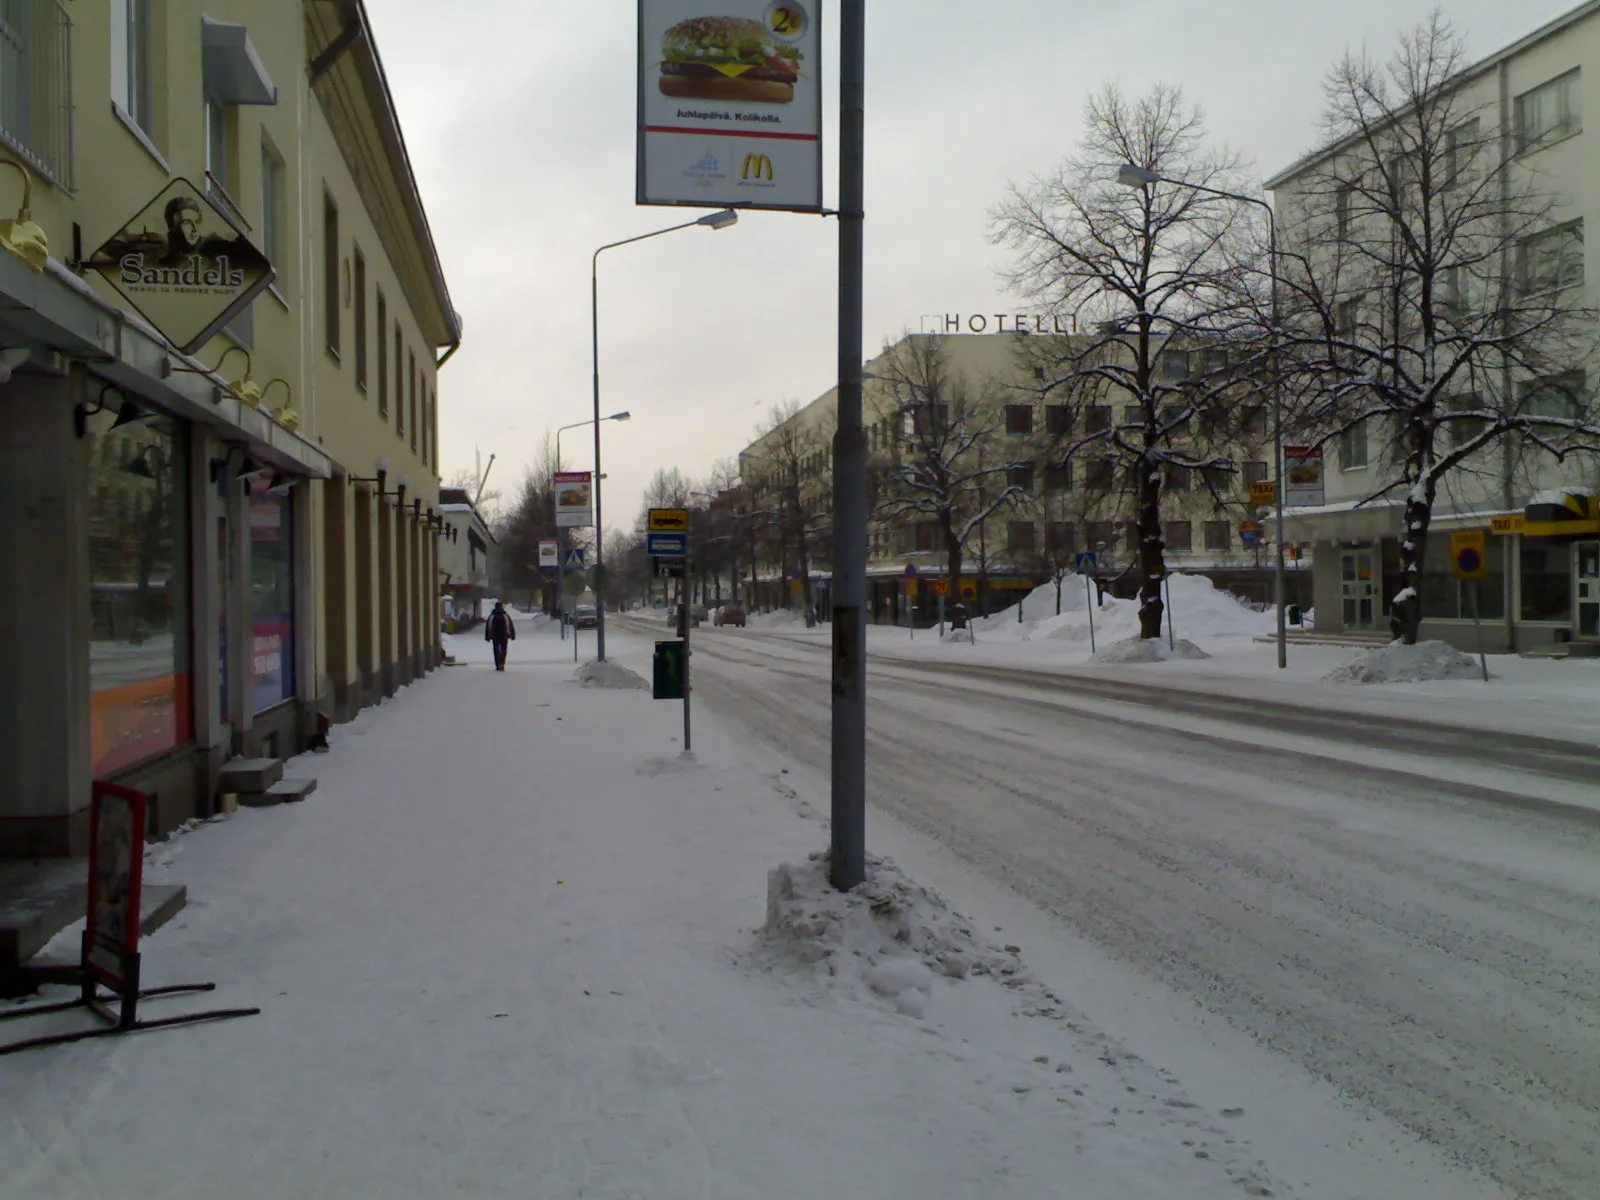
(592, 211), (738, 661)
(1115, 163), (1288, 669)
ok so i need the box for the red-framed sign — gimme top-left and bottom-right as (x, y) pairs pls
(85, 781), (148, 992)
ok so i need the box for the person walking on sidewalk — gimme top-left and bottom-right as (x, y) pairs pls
(486, 601), (516, 671)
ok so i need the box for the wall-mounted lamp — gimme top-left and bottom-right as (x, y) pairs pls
(173, 344), (261, 406)
(260, 378), (297, 432)
(348, 468), (393, 497)
(74, 384), (148, 438)
(0, 158), (48, 272)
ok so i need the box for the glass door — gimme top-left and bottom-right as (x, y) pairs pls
(1341, 548), (1378, 628)
(1576, 541), (1600, 638)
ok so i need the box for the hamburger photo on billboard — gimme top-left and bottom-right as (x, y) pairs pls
(658, 15), (802, 104)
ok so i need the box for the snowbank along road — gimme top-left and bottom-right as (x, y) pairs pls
(641, 620), (1600, 1200)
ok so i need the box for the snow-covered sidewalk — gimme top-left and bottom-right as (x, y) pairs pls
(0, 616), (1504, 1198)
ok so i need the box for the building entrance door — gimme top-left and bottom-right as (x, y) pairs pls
(1340, 548), (1378, 629)
(1576, 541), (1600, 639)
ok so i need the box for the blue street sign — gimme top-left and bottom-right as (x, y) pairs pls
(904, 563), (918, 577)
(1240, 529), (1262, 546)
(563, 548), (586, 568)
(646, 532), (688, 558)
(1073, 551), (1098, 573)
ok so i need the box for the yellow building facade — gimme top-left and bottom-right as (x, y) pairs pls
(0, 0), (459, 857)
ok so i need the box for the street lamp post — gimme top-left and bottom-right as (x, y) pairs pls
(592, 209), (738, 661)
(1115, 163), (1287, 669)
(557, 413), (630, 650)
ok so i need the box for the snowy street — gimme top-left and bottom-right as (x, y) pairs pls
(658, 617), (1600, 1200)
(2, 613), (1595, 1199)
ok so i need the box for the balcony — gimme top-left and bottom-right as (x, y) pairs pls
(0, 0), (74, 189)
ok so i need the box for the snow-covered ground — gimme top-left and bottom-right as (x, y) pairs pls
(4, 615), (1553, 1198)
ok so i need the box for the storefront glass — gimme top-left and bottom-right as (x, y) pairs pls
(1420, 532), (1504, 620)
(1520, 542), (1573, 622)
(249, 479), (295, 711)
(87, 411), (192, 776)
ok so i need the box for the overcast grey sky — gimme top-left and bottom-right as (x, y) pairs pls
(365, 0), (1576, 526)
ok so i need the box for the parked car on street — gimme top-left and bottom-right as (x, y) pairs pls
(714, 605), (747, 627)
(574, 602), (597, 628)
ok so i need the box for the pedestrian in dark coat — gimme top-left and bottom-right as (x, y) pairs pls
(486, 601), (516, 670)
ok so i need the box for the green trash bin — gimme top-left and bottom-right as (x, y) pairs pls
(652, 640), (686, 700)
(1287, 603), (1303, 626)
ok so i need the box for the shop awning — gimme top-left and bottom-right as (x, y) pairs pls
(1524, 490), (1600, 538)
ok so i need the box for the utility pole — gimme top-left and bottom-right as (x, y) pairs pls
(830, 0), (866, 891)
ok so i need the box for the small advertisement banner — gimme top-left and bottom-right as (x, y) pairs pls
(555, 472), (594, 528)
(1284, 446), (1325, 507)
(538, 538), (558, 567)
(85, 782), (149, 992)
(86, 178), (275, 354)
(637, 1), (823, 212)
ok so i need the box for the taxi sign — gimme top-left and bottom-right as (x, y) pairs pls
(1249, 481), (1277, 506)
(930, 579), (950, 597)
(648, 508), (689, 533)
(1491, 514), (1525, 536)
(1450, 529), (1488, 581)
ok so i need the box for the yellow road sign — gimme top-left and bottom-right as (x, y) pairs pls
(648, 508), (689, 533)
(1450, 529), (1488, 581)
(904, 580), (919, 597)
(1490, 514), (1525, 535)
(930, 579), (949, 597)
(1249, 481), (1277, 506)
(958, 581), (978, 602)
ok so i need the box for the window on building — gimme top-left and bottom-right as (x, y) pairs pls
(1044, 461), (1073, 492)
(1007, 521), (1036, 554)
(0, 0), (72, 186)
(110, 0), (151, 131)
(87, 411), (191, 775)
(1242, 460), (1268, 488)
(376, 292), (389, 418)
(1007, 463), (1035, 492)
(1086, 459), (1115, 491)
(1337, 296), (1361, 337)
(1082, 406), (1110, 433)
(1446, 393), (1489, 447)
(1200, 348), (1229, 376)
(1204, 521), (1230, 551)
(1517, 221), (1584, 296)
(1045, 405), (1073, 436)
(1160, 405), (1189, 434)
(1515, 69), (1581, 155)
(1160, 350), (1190, 381)
(1005, 404), (1033, 435)
(204, 96), (231, 194)
(912, 402), (948, 439)
(1121, 405), (1142, 429)
(914, 522), (939, 553)
(430, 386), (439, 470)
(1520, 543), (1573, 622)
(1340, 421), (1369, 469)
(1164, 464), (1190, 491)
(1201, 465), (1231, 493)
(260, 140), (283, 270)
(1444, 117), (1481, 188)
(1335, 185), (1353, 237)
(353, 248), (368, 391)
(1085, 521), (1115, 551)
(394, 327), (404, 437)
(248, 476), (296, 712)
(1124, 522), (1141, 552)
(1439, 264), (1484, 314)
(1242, 405), (1267, 436)
(1164, 520), (1192, 552)
(1046, 522), (1076, 554)
(1519, 371), (1586, 420)
(409, 352), (418, 452)
(323, 192), (340, 357)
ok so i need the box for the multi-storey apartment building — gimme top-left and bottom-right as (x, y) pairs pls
(738, 332), (1292, 623)
(0, 0), (459, 858)
(1267, 3), (1600, 651)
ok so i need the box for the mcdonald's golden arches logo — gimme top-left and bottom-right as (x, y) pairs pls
(741, 153), (774, 182)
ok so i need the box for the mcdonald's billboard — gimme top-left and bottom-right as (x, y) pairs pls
(637, 0), (823, 212)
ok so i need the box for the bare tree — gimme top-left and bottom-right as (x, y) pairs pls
(495, 431), (561, 611)
(1277, 14), (1600, 642)
(993, 83), (1262, 638)
(745, 401), (830, 620)
(871, 335), (1026, 597)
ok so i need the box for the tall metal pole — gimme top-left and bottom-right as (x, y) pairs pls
(830, 0), (867, 891)
(1268, 212), (1287, 669)
(591, 260), (609, 662)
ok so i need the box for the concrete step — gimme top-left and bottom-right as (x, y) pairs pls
(219, 757), (283, 793)
(238, 778), (317, 808)
(1, 860), (188, 970)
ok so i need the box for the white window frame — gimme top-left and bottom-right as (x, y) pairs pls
(1517, 220), (1584, 297)
(1340, 421), (1369, 470)
(110, 0), (151, 130)
(1516, 69), (1581, 155)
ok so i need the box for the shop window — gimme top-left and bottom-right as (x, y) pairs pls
(1519, 543), (1572, 622)
(88, 411), (192, 776)
(249, 478), (295, 711)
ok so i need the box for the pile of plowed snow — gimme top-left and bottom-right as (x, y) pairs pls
(969, 574), (1273, 645)
(1324, 640), (1489, 684)
(574, 660), (648, 689)
(1093, 636), (1210, 663)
